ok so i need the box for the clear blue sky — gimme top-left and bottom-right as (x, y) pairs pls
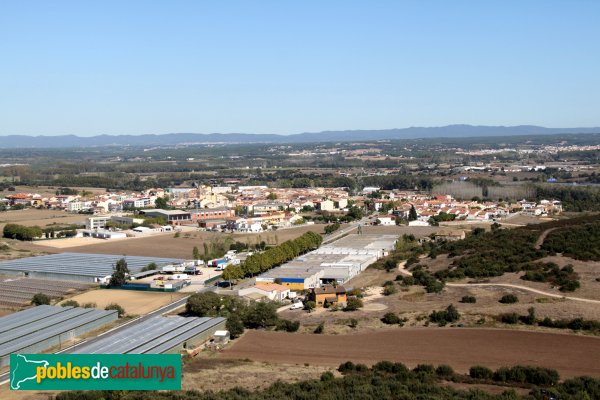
(1, 1), (599, 136)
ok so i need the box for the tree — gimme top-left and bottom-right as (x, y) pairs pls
(226, 314), (245, 338)
(31, 293), (50, 306)
(105, 303), (125, 317)
(154, 197), (169, 209)
(192, 246), (201, 260)
(244, 302), (278, 329)
(186, 292), (222, 317)
(408, 205), (418, 221)
(266, 192), (278, 200)
(222, 265), (244, 285)
(141, 262), (157, 272)
(109, 258), (129, 287)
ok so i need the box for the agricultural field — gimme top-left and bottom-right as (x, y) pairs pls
(0, 208), (87, 232)
(60, 224), (324, 258)
(221, 328), (600, 378)
(62, 289), (186, 315)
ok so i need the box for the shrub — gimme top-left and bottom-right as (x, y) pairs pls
(348, 318), (358, 328)
(276, 319), (300, 332)
(320, 371), (334, 382)
(469, 365), (493, 380)
(435, 365), (455, 378)
(304, 301), (316, 312)
(31, 293), (50, 306)
(381, 312), (401, 325)
(314, 322), (325, 334)
(499, 294), (519, 304)
(460, 295), (476, 303)
(61, 300), (79, 307)
(344, 297), (363, 311)
(383, 284), (397, 296)
(105, 303), (125, 317)
(429, 304), (460, 326)
(413, 364), (435, 375)
(500, 313), (519, 324)
(81, 302), (97, 308)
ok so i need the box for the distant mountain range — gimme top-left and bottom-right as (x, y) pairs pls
(1, 125), (599, 148)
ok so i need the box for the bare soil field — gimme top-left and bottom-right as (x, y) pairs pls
(61, 225), (324, 258)
(61, 289), (186, 315)
(221, 328), (600, 378)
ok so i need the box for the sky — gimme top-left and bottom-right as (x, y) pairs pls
(1, 1), (599, 136)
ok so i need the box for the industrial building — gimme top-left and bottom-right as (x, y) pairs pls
(69, 315), (226, 354)
(0, 253), (185, 283)
(0, 305), (118, 367)
(256, 234), (397, 290)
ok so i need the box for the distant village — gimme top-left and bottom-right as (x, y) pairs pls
(1, 184), (563, 238)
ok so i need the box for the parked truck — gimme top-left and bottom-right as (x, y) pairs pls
(161, 264), (185, 274)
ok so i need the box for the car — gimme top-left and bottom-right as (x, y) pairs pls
(289, 302), (304, 310)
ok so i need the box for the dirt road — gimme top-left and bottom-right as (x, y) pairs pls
(221, 329), (600, 378)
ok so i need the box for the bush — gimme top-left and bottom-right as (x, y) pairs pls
(344, 297), (363, 311)
(460, 295), (476, 303)
(469, 365), (493, 380)
(381, 312), (401, 325)
(493, 365), (560, 386)
(429, 304), (460, 326)
(348, 318), (358, 328)
(500, 313), (519, 324)
(304, 301), (316, 312)
(383, 284), (397, 296)
(435, 365), (454, 378)
(499, 294), (519, 304)
(31, 293), (50, 306)
(61, 300), (79, 307)
(81, 302), (97, 308)
(413, 364), (435, 375)
(314, 322), (325, 334)
(105, 303), (125, 317)
(276, 319), (300, 332)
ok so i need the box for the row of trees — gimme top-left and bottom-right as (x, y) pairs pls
(3, 223), (43, 241)
(222, 231), (323, 282)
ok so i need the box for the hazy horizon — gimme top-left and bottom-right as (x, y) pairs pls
(1, 1), (600, 136)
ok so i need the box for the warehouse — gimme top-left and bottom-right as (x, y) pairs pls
(0, 305), (118, 367)
(70, 315), (226, 354)
(256, 234), (397, 289)
(0, 252), (185, 283)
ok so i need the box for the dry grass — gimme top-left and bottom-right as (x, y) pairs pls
(182, 358), (332, 392)
(0, 209), (87, 231)
(61, 289), (186, 315)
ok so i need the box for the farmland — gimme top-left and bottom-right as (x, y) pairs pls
(62, 289), (187, 315)
(221, 328), (600, 378)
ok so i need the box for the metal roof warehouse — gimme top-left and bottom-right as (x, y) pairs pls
(0, 305), (118, 367)
(69, 315), (226, 354)
(0, 252), (185, 283)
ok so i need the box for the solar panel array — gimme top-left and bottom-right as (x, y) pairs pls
(71, 315), (226, 354)
(0, 305), (118, 366)
(0, 253), (185, 279)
